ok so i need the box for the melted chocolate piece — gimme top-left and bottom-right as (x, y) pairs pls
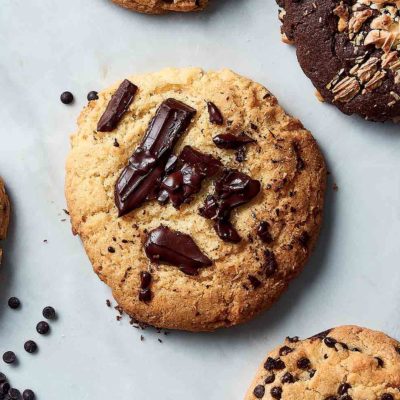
(214, 220), (241, 243)
(115, 99), (196, 216)
(158, 146), (222, 208)
(213, 132), (256, 149)
(207, 101), (224, 125)
(144, 226), (212, 275)
(138, 271), (152, 302)
(97, 79), (138, 132)
(257, 221), (273, 243)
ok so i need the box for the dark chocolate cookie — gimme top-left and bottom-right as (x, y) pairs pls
(277, 0), (400, 122)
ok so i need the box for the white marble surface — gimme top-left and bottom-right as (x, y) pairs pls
(0, 0), (400, 398)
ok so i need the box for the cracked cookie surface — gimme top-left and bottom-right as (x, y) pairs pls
(65, 67), (326, 331)
(277, 0), (400, 122)
(111, 0), (207, 14)
(246, 325), (400, 400)
(0, 177), (10, 264)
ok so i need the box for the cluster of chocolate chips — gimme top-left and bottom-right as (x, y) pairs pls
(2, 298), (57, 399)
(60, 90), (99, 105)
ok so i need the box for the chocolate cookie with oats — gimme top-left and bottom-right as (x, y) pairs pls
(246, 325), (400, 400)
(65, 67), (326, 331)
(111, 0), (207, 14)
(277, 0), (400, 122)
(0, 177), (10, 264)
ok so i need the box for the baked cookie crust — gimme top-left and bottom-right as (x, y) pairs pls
(111, 0), (208, 14)
(0, 178), (10, 263)
(65, 68), (326, 331)
(246, 325), (400, 400)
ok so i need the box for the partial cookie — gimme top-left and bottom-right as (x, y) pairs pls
(0, 178), (10, 263)
(65, 67), (326, 331)
(246, 325), (400, 400)
(277, 0), (400, 122)
(111, 0), (207, 14)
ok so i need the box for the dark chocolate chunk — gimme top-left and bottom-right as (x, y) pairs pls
(24, 341), (38, 354)
(281, 372), (295, 384)
(115, 98), (196, 216)
(248, 275), (261, 289)
(138, 288), (152, 302)
(145, 226), (212, 275)
(42, 306), (56, 320)
(381, 395), (394, 400)
(253, 385), (265, 399)
(108, 246), (115, 253)
(87, 91), (99, 101)
(257, 221), (273, 243)
(0, 382), (10, 395)
(22, 390), (35, 400)
(263, 249), (278, 277)
(213, 220), (241, 243)
(297, 357), (311, 370)
(324, 337), (337, 349)
(97, 79), (138, 132)
(213, 132), (256, 149)
(309, 369), (316, 378)
(264, 357), (285, 371)
(270, 386), (282, 399)
(279, 346), (293, 356)
(338, 383), (351, 395)
(0, 373), (7, 383)
(2, 351), (16, 364)
(265, 374), (275, 384)
(36, 321), (50, 335)
(207, 101), (224, 125)
(159, 146), (221, 208)
(139, 271), (152, 302)
(8, 297), (20, 309)
(8, 388), (21, 400)
(60, 91), (73, 105)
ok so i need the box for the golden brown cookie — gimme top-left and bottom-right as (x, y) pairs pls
(111, 0), (208, 14)
(0, 178), (10, 263)
(65, 68), (326, 331)
(246, 325), (400, 400)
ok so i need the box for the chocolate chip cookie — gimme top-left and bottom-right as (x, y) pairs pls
(0, 178), (10, 264)
(111, 0), (207, 14)
(277, 0), (400, 122)
(246, 325), (400, 400)
(65, 67), (326, 331)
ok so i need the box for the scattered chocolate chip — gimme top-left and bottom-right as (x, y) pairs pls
(248, 275), (261, 289)
(2, 351), (16, 364)
(213, 132), (256, 149)
(106, 299), (111, 307)
(257, 221), (273, 243)
(279, 346), (293, 356)
(270, 386), (282, 399)
(42, 306), (56, 320)
(381, 394), (394, 400)
(24, 341), (38, 354)
(281, 372), (295, 384)
(145, 226), (212, 275)
(60, 91), (74, 105)
(375, 357), (384, 367)
(87, 91), (99, 101)
(253, 385), (265, 399)
(107, 246), (115, 253)
(22, 389), (35, 400)
(0, 382), (10, 395)
(115, 98), (196, 216)
(324, 337), (337, 348)
(8, 388), (21, 400)
(297, 357), (311, 370)
(338, 383), (351, 395)
(264, 374), (275, 384)
(8, 297), (20, 309)
(97, 79), (138, 132)
(36, 321), (50, 335)
(263, 249), (278, 277)
(207, 101), (223, 125)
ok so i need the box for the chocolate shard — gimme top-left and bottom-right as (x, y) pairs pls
(257, 221), (273, 243)
(207, 101), (224, 125)
(214, 220), (241, 243)
(213, 132), (256, 149)
(97, 79), (138, 132)
(158, 146), (222, 208)
(144, 226), (212, 275)
(115, 98), (196, 216)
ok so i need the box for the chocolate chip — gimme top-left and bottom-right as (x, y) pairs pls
(297, 357), (311, 370)
(42, 306), (56, 320)
(140, 271), (152, 289)
(281, 372), (295, 384)
(115, 98), (196, 216)
(113, 138), (120, 147)
(264, 357), (285, 371)
(0, 373), (7, 383)
(138, 288), (152, 302)
(24, 341), (38, 354)
(263, 250), (278, 277)
(270, 386), (282, 399)
(264, 374), (275, 384)
(87, 91), (98, 101)
(279, 346), (293, 356)
(214, 220), (241, 243)
(248, 275), (261, 289)
(257, 221), (273, 243)
(2, 351), (16, 364)
(309, 329), (332, 341)
(145, 226), (212, 275)
(207, 101), (224, 125)
(0, 382), (10, 395)
(8, 388), (21, 400)
(60, 91), (74, 104)
(253, 385), (265, 399)
(309, 369), (316, 378)
(97, 79), (138, 132)
(381, 394), (394, 400)
(107, 246), (115, 253)
(298, 231), (310, 248)
(8, 297), (20, 309)
(338, 383), (351, 395)
(375, 357), (384, 367)
(36, 321), (50, 335)
(324, 337), (337, 348)
(212, 132), (256, 149)
(286, 336), (299, 343)
(22, 390), (35, 400)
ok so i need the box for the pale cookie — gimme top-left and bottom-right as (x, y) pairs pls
(246, 325), (400, 400)
(65, 67), (326, 331)
(111, 0), (207, 14)
(0, 178), (10, 264)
